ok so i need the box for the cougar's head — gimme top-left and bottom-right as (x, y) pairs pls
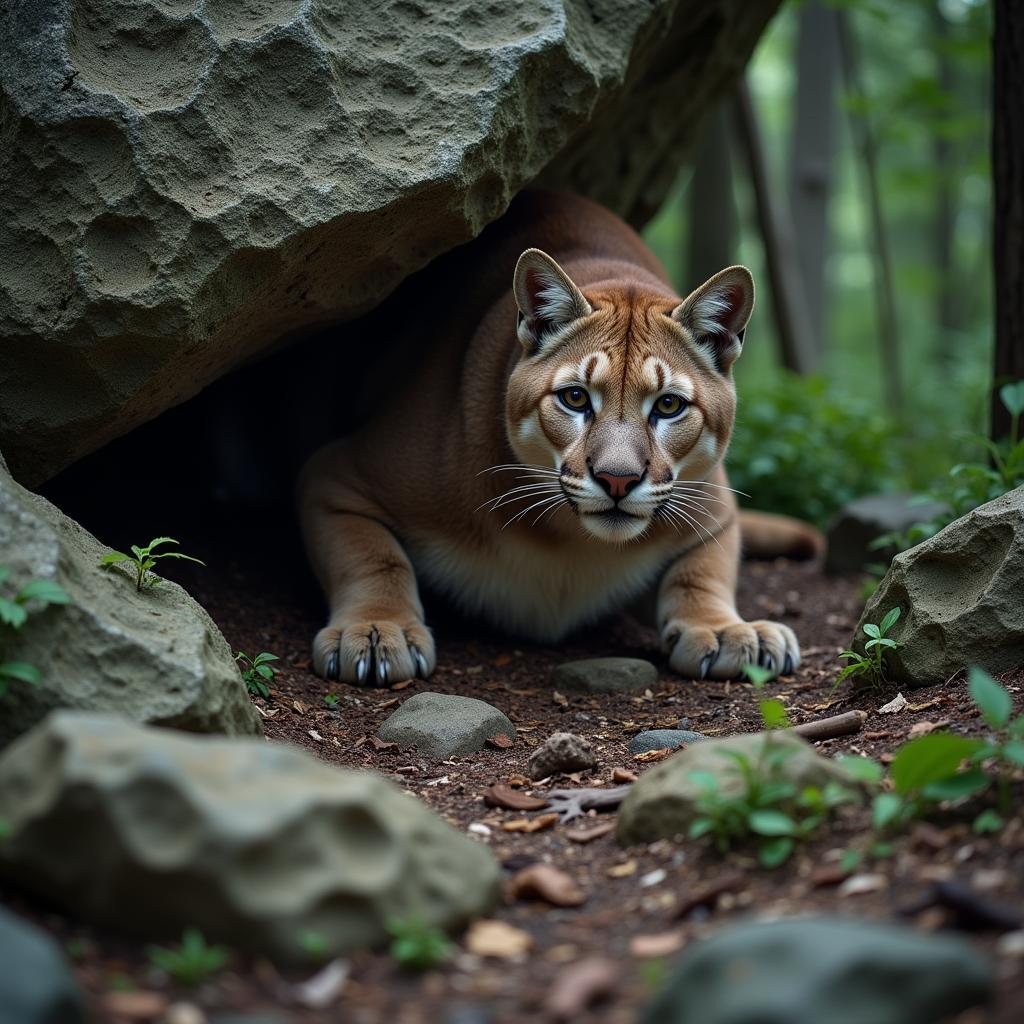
(504, 249), (753, 543)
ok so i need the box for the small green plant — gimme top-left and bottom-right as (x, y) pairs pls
(234, 651), (279, 698)
(146, 928), (229, 988)
(386, 917), (451, 971)
(100, 537), (205, 592)
(323, 693), (339, 707)
(299, 930), (330, 962)
(836, 607), (901, 688)
(0, 568), (68, 696)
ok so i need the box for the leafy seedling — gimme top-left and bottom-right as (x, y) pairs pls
(323, 693), (340, 707)
(742, 662), (791, 730)
(0, 568), (69, 696)
(146, 928), (228, 988)
(965, 666), (1024, 816)
(386, 917), (451, 971)
(836, 607), (901, 689)
(235, 651), (279, 699)
(100, 537), (205, 592)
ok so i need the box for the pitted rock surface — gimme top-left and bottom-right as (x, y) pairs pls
(0, 0), (781, 483)
(855, 486), (1024, 686)
(551, 657), (658, 694)
(0, 458), (261, 747)
(378, 691), (516, 759)
(528, 731), (597, 779)
(0, 712), (501, 963)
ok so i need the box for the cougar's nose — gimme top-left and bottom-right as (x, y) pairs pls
(592, 469), (643, 500)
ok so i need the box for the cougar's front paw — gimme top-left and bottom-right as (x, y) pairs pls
(662, 618), (800, 681)
(313, 620), (436, 687)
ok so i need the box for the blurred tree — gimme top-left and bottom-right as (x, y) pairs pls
(687, 105), (738, 288)
(789, 1), (840, 357)
(993, 0), (1024, 440)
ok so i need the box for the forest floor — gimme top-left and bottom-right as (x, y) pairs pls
(7, 526), (1024, 1023)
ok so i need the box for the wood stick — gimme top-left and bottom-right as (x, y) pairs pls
(790, 709), (867, 741)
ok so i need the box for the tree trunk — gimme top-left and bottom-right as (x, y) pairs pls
(687, 105), (739, 287)
(789, 1), (840, 357)
(993, 0), (1024, 439)
(734, 80), (817, 374)
(837, 10), (903, 416)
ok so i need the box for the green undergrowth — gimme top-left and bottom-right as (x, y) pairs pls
(0, 567), (68, 697)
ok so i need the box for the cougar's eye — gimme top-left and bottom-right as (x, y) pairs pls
(558, 386), (591, 412)
(651, 393), (686, 419)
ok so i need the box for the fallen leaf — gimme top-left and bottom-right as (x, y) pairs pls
(633, 748), (673, 763)
(544, 957), (618, 1020)
(293, 699), (309, 715)
(484, 784), (548, 812)
(465, 920), (532, 959)
(838, 873), (888, 897)
(566, 822), (616, 844)
(391, 679), (414, 691)
(553, 690), (569, 708)
(812, 864), (852, 888)
(101, 991), (170, 1020)
(640, 868), (667, 888)
(376, 698), (399, 710)
(674, 872), (746, 919)
(507, 773), (532, 788)
(294, 659), (311, 670)
(878, 693), (908, 715)
(486, 733), (514, 750)
(493, 654), (512, 667)
(307, 729), (323, 742)
(502, 813), (559, 834)
(629, 930), (685, 958)
(508, 863), (586, 907)
(253, 704), (279, 719)
(908, 697), (944, 712)
(370, 736), (398, 752)
(909, 719), (951, 739)
(425, 775), (450, 786)
(292, 958), (349, 1010)
(606, 859), (637, 878)
(612, 768), (638, 784)
(466, 665), (484, 675)
(468, 822), (492, 837)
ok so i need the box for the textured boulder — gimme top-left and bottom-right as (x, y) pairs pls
(551, 657), (658, 694)
(0, 906), (86, 1024)
(527, 731), (596, 779)
(0, 459), (261, 747)
(628, 729), (707, 755)
(856, 487), (1024, 686)
(0, 712), (501, 963)
(640, 916), (993, 1024)
(825, 493), (948, 576)
(617, 732), (846, 844)
(378, 691), (515, 759)
(0, 0), (782, 484)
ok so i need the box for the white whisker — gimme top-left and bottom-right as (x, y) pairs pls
(502, 494), (564, 530)
(674, 479), (749, 498)
(665, 499), (722, 548)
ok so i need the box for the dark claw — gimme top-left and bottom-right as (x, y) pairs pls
(325, 651), (339, 681)
(783, 653), (794, 676)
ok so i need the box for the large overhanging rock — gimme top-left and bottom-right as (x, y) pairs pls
(0, 456), (262, 746)
(855, 487), (1024, 687)
(0, 0), (781, 484)
(0, 712), (501, 964)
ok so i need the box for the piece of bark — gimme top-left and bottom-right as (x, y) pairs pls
(612, 768), (638, 784)
(790, 709), (866, 741)
(544, 785), (632, 823)
(544, 957), (619, 1020)
(483, 784), (548, 812)
(566, 822), (616, 844)
(501, 813), (559, 833)
(508, 863), (586, 907)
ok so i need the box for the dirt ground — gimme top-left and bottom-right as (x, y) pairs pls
(5, 520), (1024, 1023)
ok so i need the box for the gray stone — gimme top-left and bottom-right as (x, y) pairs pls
(0, 712), (500, 964)
(527, 732), (596, 780)
(628, 730), (707, 756)
(617, 732), (848, 845)
(856, 487), (1024, 686)
(825, 493), (948, 576)
(0, 0), (781, 485)
(0, 906), (85, 1024)
(551, 657), (658, 694)
(640, 916), (992, 1024)
(0, 460), (261, 748)
(377, 692), (515, 759)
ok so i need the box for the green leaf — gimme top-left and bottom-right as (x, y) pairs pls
(836, 754), (884, 785)
(921, 768), (990, 802)
(865, 637), (897, 650)
(686, 770), (721, 793)
(890, 734), (984, 794)
(968, 666), (1012, 729)
(759, 698), (790, 730)
(1008, 717), (1024, 738)
(741, 663), (773, 689)
(1000, 740), (1024, 766)
(100, 552), (131, 566)
(156, 553), (206, 566)
(863, 623), (881, 639)
(130, 545), (145, 560)
(0, 567), (8, 586)
(839, 848), (862, 873)
(748, 810), (796, 836)
(0, 661), (41, 685)
(999, 381), (1024, 418)
(758, 836), (794, 868)
(872, 792), (904, 830)
(879, 607), (901, 635)
(253, 653), (279, 665)
(0, 598), (28, 629)
(146, 537), (179, 551)
(688, 818), (716, 839)
(16, 579), (70, 606)
(973, 809), (1004, 834)
(254, 664), (275, 680)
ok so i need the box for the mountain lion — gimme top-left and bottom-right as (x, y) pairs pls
(299, 190), (820, 687)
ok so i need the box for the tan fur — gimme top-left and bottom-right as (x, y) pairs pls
(298, 190), (820, 686)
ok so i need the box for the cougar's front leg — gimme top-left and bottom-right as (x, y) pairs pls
(657, 519), (799, 680)
(302, 503), (435, 687)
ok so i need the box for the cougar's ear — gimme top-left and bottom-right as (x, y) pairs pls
(670, 266), (755, 372)
(513, 248), (592, 353)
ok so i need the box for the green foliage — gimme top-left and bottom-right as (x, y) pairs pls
(742, 662), (791, 730)
(299, 930), (330, 962)
(146, 928), (228, 988)
(234, 651), (279, 699)
(100, 537), (205, 592)
(323, 693), (339, 707)
(836, 607), (901, 688)
(386, 917), (451, 971)
(0, 567), (69, 697)
(726, 374), (907, 528)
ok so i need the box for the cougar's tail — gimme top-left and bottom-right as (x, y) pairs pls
(738, 509), (825, 561)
